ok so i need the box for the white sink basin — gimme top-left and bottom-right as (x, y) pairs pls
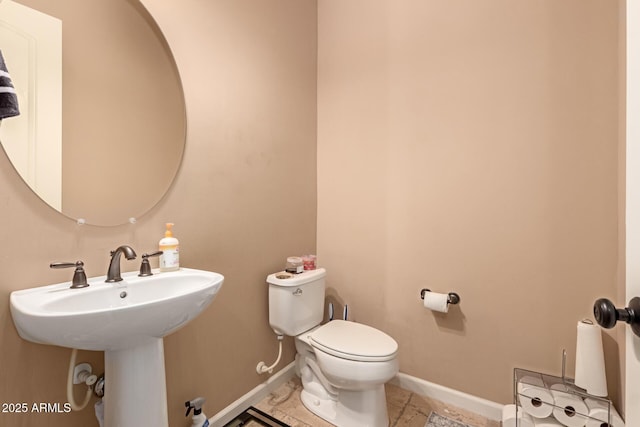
(10, 267), (223, 350)
(10, 267), (223, 427)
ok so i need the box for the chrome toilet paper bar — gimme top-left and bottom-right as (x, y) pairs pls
(420, 288), (460, 305)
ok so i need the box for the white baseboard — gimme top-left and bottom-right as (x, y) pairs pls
(209, 362), (296, 427)
(389, 372), (504, 421)
(209, 366), (504, 426)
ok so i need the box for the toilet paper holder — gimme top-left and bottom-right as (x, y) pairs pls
(420, 288), (460, 305)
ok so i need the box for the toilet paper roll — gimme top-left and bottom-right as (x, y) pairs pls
(584, 397), (625, 427)
(423, 291), (449, 313)
(533, 417), (564, 427)
(517, 376), (554, 419)
(502, 404), (535, 427)
(575, 320), (608, 397)
(550, 385), (589, 427)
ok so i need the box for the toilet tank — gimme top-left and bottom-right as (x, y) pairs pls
(267, 268), (326, 336)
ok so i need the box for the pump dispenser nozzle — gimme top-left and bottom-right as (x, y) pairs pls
(159, 222), (179, 272)
(185, 397), (209, 427)
(185, 397), (206, 417)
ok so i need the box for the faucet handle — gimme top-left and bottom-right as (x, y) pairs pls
(138, 251), (163, 277)
(50, 261), (89, 289)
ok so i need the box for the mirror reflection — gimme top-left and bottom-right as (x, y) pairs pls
(0, 0), (186, 226)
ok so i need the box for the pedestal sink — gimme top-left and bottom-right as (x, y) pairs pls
(10, 267), (224, 427)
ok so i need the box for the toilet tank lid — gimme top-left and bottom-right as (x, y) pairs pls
(310, 320), (398, 361)
(266, 268), (326, 287)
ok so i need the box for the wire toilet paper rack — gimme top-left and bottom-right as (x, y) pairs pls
(513, 367), (614, 426)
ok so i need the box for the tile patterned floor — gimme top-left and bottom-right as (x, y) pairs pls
(254, 377), (500, 427)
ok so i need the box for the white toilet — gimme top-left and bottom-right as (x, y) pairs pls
(267, 268), (399, 427)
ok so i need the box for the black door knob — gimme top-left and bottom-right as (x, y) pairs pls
(593, 297), (640, 337)
(593, 298), (618, 328)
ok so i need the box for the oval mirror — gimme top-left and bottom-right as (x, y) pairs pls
(0, 0), (186, 226)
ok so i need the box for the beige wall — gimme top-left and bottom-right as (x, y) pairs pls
(317, 0), (621, 405)
(0, 1), (317, 426)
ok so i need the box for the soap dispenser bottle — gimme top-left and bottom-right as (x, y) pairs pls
(159, 222), (180, 272)
(185, 397), (209, 427)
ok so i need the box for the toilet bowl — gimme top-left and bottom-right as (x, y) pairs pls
(295, 321), (398, 427)
(307, 320), (398, 389)
(266, 269), (399, 427)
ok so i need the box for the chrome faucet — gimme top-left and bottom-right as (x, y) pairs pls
(106, 245), (137, 282)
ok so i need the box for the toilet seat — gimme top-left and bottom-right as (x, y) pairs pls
(309, 320), (398, 362)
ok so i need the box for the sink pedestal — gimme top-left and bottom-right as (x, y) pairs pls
(104, 338), (168, 427)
